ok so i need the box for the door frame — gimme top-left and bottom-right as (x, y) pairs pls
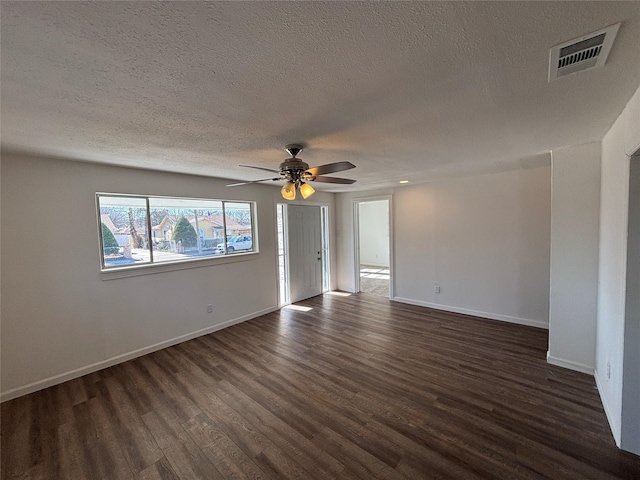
(276, 200), (332, 306)
(353, 195), (393, 298)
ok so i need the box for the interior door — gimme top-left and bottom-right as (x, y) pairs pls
(288, 204), (322, 302)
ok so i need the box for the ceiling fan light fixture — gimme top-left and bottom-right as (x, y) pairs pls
(281, 182), (296, 200)
(230, 143), (356, 192)
(299, 182), (315, 199)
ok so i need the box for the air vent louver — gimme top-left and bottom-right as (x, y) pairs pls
(549, 23), (620, 81)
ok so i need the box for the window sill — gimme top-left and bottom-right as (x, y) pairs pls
(100, 251), (259, 280)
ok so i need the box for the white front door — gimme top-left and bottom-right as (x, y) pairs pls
(287, 205), (323, 303)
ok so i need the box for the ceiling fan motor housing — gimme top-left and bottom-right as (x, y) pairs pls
(280, 145), (310, 182)
(279, 158), (310, 180)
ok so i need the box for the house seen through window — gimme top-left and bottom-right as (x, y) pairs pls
(97, 194), (256, 269)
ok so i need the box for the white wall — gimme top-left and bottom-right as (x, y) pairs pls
(548, 142), (601, 374)
(358, 200), (389, 267)
(597, 84), (640, 452)
(337, 166), (551, 328)
(0, 152), (335, 400)
(623, 156), (640, 455)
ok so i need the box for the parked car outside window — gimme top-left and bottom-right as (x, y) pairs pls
(217, 235), (252, 253)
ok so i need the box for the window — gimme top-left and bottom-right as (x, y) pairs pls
(276, 204), (289, 305)
(97, 194), (256, 270)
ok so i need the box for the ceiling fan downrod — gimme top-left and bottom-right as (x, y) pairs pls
(285, 144), (303, 158)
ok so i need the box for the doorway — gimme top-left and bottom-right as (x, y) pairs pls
(277, 204), (330, 305)
(356, 198), (391, 297)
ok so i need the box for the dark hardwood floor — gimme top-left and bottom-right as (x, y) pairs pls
(2, 293), (640, 479)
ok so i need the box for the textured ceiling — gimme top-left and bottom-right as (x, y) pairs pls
(2, 1), (640, 191)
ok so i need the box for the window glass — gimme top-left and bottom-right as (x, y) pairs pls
(276, 204), (289, 305)
(97, 194), (256, 270)
(148, 198), (224, 263)
(218, 202), (254, 254)
(98, 196), (150, 268)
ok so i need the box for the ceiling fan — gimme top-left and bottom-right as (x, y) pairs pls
(226, 144), (356, 200)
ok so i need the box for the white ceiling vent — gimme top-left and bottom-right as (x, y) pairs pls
(549, 23), (620, 81)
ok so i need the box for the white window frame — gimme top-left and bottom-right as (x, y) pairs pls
(96, 193), (258, 280)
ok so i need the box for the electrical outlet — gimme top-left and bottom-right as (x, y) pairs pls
(607, 362), (611, 380)
(207, 304), (213, 314)
(434, 285), (441, 294)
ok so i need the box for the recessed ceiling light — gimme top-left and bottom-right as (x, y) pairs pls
(399, 180), (409, 184)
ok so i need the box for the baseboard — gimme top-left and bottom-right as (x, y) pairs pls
(392, 296), (549, 330)
(546, 352), (594, 375)
(594, 369), (622, 447)
(1, 306), (279, 403)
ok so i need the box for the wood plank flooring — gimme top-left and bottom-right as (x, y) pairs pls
(2, 293), (640, 479)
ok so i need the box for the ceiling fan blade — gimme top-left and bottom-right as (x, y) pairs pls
(226, 178), (280, 187)
(240, 164), (281, 174)
(310, 176), (356, 184)
(305, 161), (355, 177)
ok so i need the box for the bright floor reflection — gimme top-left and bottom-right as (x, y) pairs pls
(282, 305), (313, 312)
